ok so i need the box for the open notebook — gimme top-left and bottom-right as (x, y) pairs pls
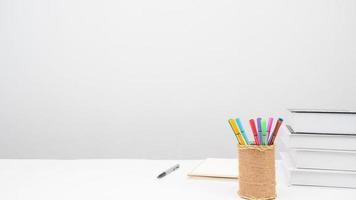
(188, 158), (238, 179)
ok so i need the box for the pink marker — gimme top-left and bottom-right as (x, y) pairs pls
(267, 117), (274, 140)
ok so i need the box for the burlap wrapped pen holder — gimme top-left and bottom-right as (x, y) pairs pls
(238, 145), (276, 200)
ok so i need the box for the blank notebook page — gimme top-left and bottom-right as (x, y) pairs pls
(188, 158), (238, 179)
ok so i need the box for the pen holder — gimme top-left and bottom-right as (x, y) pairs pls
(238, 145), (276, 200)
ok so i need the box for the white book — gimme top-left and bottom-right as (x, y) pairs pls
(187, 158), (238, 179)
(287, 109), (356, 135)
(288, 148), (356, 171)
(280, 125), (356, 151)
(281, 153), (356, 188)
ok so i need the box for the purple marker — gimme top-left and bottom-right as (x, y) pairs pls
(257, 118), (262, 144)
(267, 117), (274, 141)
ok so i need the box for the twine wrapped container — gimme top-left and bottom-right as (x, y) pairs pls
(238, 145), (276, 200)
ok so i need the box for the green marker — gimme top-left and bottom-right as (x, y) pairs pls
(262, 118), (267, 145)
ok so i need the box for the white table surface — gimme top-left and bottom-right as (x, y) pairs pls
(0, 159), (355, 200)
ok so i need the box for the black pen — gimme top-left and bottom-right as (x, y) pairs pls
(157, 164), (180, 179)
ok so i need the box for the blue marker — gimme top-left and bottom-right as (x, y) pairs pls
(257, 118), (262, 145)
(236, 118), (250, 144)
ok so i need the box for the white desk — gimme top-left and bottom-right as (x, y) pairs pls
(0, 159), (355, 200)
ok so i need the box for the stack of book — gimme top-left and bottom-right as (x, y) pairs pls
(280, 109), (356, 188)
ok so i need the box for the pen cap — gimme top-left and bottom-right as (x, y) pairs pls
(267, 117), (273, 132)
(261, 119), (267, 134)
(269, 119), (283, 145)
(249, 119), (258, 135)
(257, 118), (262, 132)
(238, 145), (276, 200)
(236, 118), (245, 132)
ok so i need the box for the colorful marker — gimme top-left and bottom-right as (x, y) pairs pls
(228, 119), (242, 144)
(236, 118), (250, 145)
(267, 117), (274, 140)
(249, 119), (260, 145)
(269, 118), (283, 145)
(261, 118), (267, 145)
(257, 118), (262, 145)
(228, 119), (246, 145)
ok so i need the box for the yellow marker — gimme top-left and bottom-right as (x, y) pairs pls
(228, 119), (246, 145)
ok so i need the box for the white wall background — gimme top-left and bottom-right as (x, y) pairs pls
(0, 0), (355, 159)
